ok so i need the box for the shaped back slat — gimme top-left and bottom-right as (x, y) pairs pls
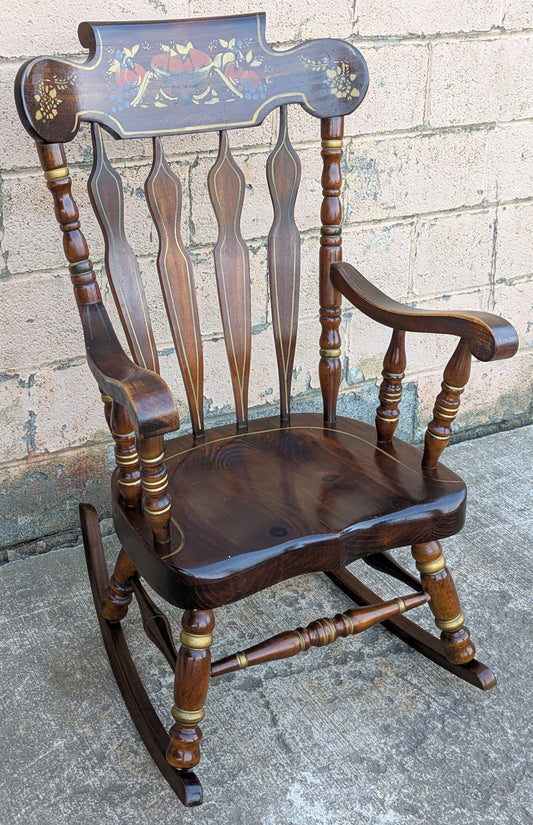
(89, 124), (159, 372)
(267, 107), (301, 423)
(207, 131), (251, 429)
(145, 138), (204, 435)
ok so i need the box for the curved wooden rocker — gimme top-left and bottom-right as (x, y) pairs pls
(18, 12), (515, 806)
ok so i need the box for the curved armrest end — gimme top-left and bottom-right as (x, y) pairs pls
(332, 262), (519, 362)
(81, 303), (179, 439)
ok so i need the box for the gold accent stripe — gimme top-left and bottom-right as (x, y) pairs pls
(165, 425), (464, 484)
(112, 430), (136, 440)
(141, 451), (165, 465)
(443, 381), (465, 394)
(235, 651), (249, 669)
(118, 478), (142, 488)
(416, 554), (447, 575)
(144, 502), (171, 517)
(394, 597), (407, 614)
(344, 614), (355, 635)
(435, 612), (465, 633)
(115, 454), (139, 467)
(180, 630), (213, 650)
(322, 139), (343, 149)
(44, 166), (69, 181)
(171, 706), (205, 726)
(296, 629), (307, 651)
(426, 430), (450, 441)
(320, 348), (341, 358)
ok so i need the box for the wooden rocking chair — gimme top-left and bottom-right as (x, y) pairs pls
(15, 14), (518, 806)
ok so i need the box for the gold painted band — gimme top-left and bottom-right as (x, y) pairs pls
(416, 554), (447, 575)
(382, 371), (404, 379)
(118, 478), (142, 488)
(436, 612), (465, 633)
(443, 381), (465, 394)
(44, 166), (69, 181)
(141, 451), (166, 465)
(394, 597), (407, 614)
(319, 348), (341, 358)
(296, 629), (307, 651)
(171, 705), (205, 726)
(141, 474), (169, 491)
(321, 139), (343, 149)
(144, 503), (171, 517)
(426, 430), (450, 441)
(343, 613), (355, 635)
(235, 651), (249, 670)
(376, 412), (399, 422)
(319, 618), (336, 644)
(434, 404), (458, 419)
(180, 630), (213, 650)
(115, 455), (139, 466)
(112, 430), (136, 440)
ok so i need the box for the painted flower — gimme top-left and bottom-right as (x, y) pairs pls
(326, 62), (360, 100)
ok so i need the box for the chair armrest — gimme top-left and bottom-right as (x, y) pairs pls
(80, 302), (179, 439)
(331, 262), (518, 362)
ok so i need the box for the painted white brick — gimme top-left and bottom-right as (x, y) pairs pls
(0, 272), (83, 372)
(354, 0), (502, 37)
(486, 121), (533, 202)
(344, 129), (489, 223)
(429, 36), (533, 127)
(495, 200), (533, 282)
(413, 209), (496, 297)
(350, 43), (428, 135)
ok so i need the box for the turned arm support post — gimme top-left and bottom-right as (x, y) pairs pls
(37, 141), (178, 545)
(331, 262), (518, 460)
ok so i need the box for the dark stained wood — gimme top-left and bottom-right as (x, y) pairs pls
(210, 591), (427, 677)
(362, 549), (422, 590)
(267, 106), (301, 423)
(130, 577), (178, 671)
(411, 541), (475, 665)
(376, 329), (406, 442)
(80, 504), (203, 806)
(423, 338), (471, 469)
(100, 545), (137, 622)
(332, 261), (519, 362)
(89, 124), (159, 373)
(111, 401), (141, 508)
(208, 131), (251, 428)
(111, 413), (467, 610)
(139, 435), (171, 549)
(319, 117), (344, 424)
(167, 610), (214, 771)
(326, 566), (496, 690)
(145, 138), (205, 435)
(16, 13), (519, 805)
(81, 302), (179, 439)
(15, 14), (369, 143)
(36, 142), (101, 307)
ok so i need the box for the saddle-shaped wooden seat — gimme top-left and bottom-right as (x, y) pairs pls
(15, 13), (518, 806)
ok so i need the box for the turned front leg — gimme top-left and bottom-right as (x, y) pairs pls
(167, 610), (215, 771)
(412, 541), (475, 664)
(100, 547), (138, 622)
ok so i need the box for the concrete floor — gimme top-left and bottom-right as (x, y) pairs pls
(1, 426), (532, 825)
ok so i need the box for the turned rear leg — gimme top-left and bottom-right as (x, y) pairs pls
(100, 547), (138, 622)
(167, 609), (215, 771)
(411, 541), (475, 665)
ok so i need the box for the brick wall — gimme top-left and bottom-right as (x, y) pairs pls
(1, 0), (532, 555)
